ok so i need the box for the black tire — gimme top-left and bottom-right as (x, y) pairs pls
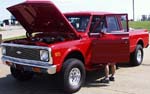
(61, 58), (86, 93)
(130, 45), (143, 66)
(10, 67), (33, 81)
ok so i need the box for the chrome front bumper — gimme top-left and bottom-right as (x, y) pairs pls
(2, 56), (57, 74)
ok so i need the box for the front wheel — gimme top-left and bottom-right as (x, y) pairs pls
(130, 45), (143, 66)
(61, 58), (86, 93)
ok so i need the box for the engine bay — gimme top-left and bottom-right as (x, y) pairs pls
(31, 35), (65, 44)
(5, 32), (76, 45)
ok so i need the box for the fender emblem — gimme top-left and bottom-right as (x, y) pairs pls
(16, 51), (22, 55)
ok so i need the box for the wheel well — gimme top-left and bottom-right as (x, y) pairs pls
(64, 51), (85, 64)
(137, 40), (144, 47)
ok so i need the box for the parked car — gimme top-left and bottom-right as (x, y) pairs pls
(1, 0), (149, 93)
(0, 21), (4, 27)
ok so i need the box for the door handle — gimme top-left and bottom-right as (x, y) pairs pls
(121, 37), (129, 44)
(121, 37), (129, 40)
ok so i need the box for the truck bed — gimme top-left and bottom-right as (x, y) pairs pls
(129, 29), (149, 53)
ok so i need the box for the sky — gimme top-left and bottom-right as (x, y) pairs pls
(0, 0), (150, 21)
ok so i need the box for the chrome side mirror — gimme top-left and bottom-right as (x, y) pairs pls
(101, 28), (107, 34)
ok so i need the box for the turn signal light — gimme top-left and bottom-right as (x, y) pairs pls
(5, 61), (12, 66)
(32, 67), (41, 73)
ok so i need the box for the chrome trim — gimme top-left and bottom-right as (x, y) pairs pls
(1, 43), (49, 50)
(137, 49), (142, 63)
(48, 48), (53, 65)
(121, 37), (129, 40)
(1, 43), (53, 64)
(2, 56), (50, 66)
(89, 31), (129, 35)
(69, 68), (81, 86)
(1, 46), (6, 55)
(89, 33), (100, 36)
(2, 56), (56, 74)
(106, 32), (129, 34)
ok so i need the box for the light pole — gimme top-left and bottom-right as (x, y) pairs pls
(133, 0), (135, 21)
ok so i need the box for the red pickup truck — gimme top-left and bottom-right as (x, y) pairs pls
(1, 0), (149, 93)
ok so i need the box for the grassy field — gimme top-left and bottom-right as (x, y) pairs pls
(129, 21), (150, 31)
(3, 35), (26, 41)
(0, 28), (4, 31)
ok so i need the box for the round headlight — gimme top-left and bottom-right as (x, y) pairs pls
(40, 50), (49, 62)
(2, 46), (6, 55)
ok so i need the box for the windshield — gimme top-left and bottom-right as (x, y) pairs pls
(66, 16), (90, 32)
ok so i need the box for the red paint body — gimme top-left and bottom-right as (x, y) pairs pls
(7, 0), (149, 72)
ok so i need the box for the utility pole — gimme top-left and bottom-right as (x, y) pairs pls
(133, 0), (135, 21)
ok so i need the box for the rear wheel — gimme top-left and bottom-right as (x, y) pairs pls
(61, 58), (85, 93)
(10, 67), (33, 81)
(130, 45), (143, 66)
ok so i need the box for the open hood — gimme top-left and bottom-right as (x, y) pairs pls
(7, 0), (78, 37)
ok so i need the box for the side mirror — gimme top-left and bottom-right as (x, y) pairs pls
(100, 28), (107, 34)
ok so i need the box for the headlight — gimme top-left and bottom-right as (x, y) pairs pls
(2, 46), (6, 55)
(40, 50), (49, 62)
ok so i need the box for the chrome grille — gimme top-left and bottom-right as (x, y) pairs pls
(5, 46), (40, 61)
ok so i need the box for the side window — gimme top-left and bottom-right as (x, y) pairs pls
(106, 16), (120, 33)
(120, 15), (128, 32)
(90, 16), (101, 32)
(90, 16), (106, 33)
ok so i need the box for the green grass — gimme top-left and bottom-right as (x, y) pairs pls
(129, 21), (150, 31)
(0, 28), (4, 31)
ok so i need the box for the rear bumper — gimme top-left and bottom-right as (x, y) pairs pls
(2, 56), (57, 74)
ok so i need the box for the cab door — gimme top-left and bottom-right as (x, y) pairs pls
(90, 15), (129, 64)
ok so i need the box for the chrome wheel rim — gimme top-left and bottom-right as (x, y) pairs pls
(69, 68), (81, 86)
(137, 50), (142, 63)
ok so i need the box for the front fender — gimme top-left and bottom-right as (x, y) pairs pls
(59, 47), (84, 71)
